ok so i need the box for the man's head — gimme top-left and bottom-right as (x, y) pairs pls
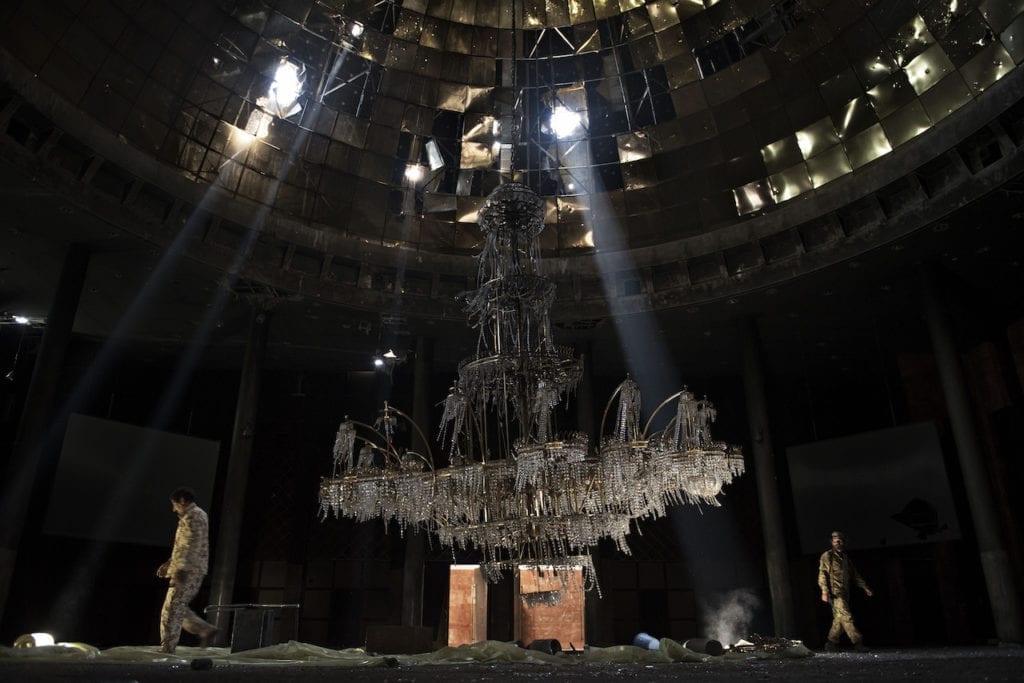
(831, 530), (845, 551)
(170, 487), (196, 515)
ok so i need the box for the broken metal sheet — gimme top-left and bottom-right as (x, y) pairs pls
(556, 138), (591, 167)
(655, 27), (687, 61)
(558, 220), (594, 249)
(819, 69), (863, 115)
(420, 16), (447, 50)
(768, 163), (812, 202)
(880, 99), (932, 148)
(624, 8), (654, 39)
(356, 149), (394, 183)
(394, 11), (425, 42)
(866, 71), (916, 119)
(940, 9), (996, 68)
(616, 131), (652, 162)
(844, 122), (892, 169)
(427, 0), (454, 22)
(465, 85), (495, 112)
(833, 95), (878, 141)
(733, 179), (774, 215)
(523, 0), (547, 28)
(475, 3), (500, 27)
(905, 43), (956, 95)
(332, 113), (370, 148)
(460, 141), (495, 168)
(446, 22), (474, 54)
(620, 157), (657, 189)
(919, 71), (974, 122)
(437, 81), (469, 111)
(593, 0), (618, 21)
(573, 23), (601, 52)
(649, 0), (682, 32)
(806, 145), (852, 188)
(979, 0), (1024, 33)
(1001, 15), (1024, 64)
(547, 0), (571, 27)
(675, 0), (705, 21)
(449, 0), (475, 25)
(888, 15), (935, 66)
(853, 46), (898, 89)
(456, 195), (485, 224)
(760, 135), (802, 174)
(796, 117), (840, 160)
(959, 42), (1014, 95)
(462, 113), (497, 141)
(472, 27), (499, 57)
(423, 192), (457, 214)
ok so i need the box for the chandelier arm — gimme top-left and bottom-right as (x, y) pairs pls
(351, 438), (390, 464)
(642, 390), (687, 438)
(597, 382), (626, 441)
(381, 403), (436, 470)
(344, 419), (403, 467)
(467, 403), (488, 463)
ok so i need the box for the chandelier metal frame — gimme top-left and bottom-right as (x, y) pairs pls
(319, 182), (744, 593)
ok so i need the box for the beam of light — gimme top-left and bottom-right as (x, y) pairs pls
(42, 111), (321, 638)
(243, 109), (273, 138)
(0, 140), (255, 625)
(269, 60), (303, 114)
(13, 316), (29, 324)
(550, 107), (582, 139)
(578, 144), (771, 643)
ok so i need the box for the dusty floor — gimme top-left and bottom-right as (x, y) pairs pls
(0, 646), (1022, 682)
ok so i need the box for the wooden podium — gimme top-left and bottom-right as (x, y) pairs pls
(514, 565), (585, 651)
(447, 565), (488, 646)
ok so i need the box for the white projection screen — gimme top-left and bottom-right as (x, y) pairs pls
(787, 422), (961, 554)
(43, 413), (220, 546)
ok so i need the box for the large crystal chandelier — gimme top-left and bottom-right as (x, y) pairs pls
(319, 182), (744, 591)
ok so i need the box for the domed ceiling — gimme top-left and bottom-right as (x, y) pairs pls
(0, 0), (1023, 323)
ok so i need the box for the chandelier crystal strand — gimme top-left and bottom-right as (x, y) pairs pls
(318, 182), (745, 598)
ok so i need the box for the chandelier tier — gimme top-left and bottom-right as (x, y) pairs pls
(320, 182), (744, 589)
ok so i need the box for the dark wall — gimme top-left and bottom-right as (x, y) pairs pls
(2, 312), (1022, 649)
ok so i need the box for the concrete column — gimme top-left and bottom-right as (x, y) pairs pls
(208, 306), (271, 629)
(0, 243), (89, 624)
(920, 265), (1023, 643)
(739, 317), (796, 638)
(402, 336), (432, 627)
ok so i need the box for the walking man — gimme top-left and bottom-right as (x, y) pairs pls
(157, 487), (218, 653)
(818, 530), (873, 651)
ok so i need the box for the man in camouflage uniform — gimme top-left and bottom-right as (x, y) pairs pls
(156, 487), (218, 653)
(818, 530), (873, 651)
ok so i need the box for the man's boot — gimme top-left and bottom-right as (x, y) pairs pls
(199, 625), (220, 648)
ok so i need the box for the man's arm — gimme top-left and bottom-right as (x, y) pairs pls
(818, 552), (831, 602)
(168, 511), (203, 576)
(179, 512), (205, 571)
(850, 560), (873, 596)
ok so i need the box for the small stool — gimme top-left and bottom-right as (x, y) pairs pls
(204, 603), (300, 653)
